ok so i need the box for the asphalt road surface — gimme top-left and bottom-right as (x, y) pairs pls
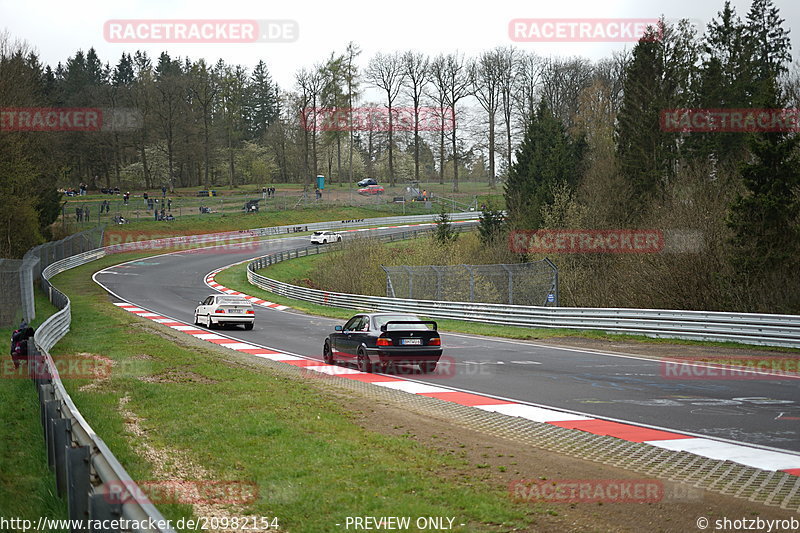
(94, 227), (800, 454)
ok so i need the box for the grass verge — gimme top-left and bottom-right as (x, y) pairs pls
(44, 252), (541, 532)
(0, 290), (67, 524)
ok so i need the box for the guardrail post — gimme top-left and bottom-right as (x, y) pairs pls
(89, 484), (122, 532)
(66, 445), (91, 531)
(44, 399), (60, 470)
(53, 417), (71, 496)
(39, 383), (54, 428)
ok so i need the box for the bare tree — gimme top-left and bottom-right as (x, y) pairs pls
(430, 53), (472, 192)
(296, 65), (324, 188)
(471, 49), (502, 188)
(497, 46), (518, 176)
(366, 52), (405, 186)
(188, 59), (218, 189)
(344, 42), (361, 183)
(539, 56), (594, 129)
(513, 51), (546, 132)
(402, 51), (429, 184)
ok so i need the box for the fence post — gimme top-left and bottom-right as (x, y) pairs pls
(53, 417), (71, 497)
(66, 445), (91, 530)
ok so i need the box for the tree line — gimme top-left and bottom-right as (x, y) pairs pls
(503, 0), (799, 312)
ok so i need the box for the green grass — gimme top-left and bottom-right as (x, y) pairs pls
(42, 252), (542, 532)
(214, 253), (800, 354)
(0, 290), (68, 526)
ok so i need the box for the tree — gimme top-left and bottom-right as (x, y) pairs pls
(505, 102), (585, 230)
(430, 53), (471, 192)
(433, 207), (458, 245)
(402, 51), (429, 184)
(477, 205), (506, 245)
(153, 52), (185, 192)
(728, 91), (799, 275)
(188, 59), (218, 188)
(366, 52), (405, 186)
(344, 42), (361, 183)
(472, 49), (502, 188)
(249, 60), (279, 140)
(615, 20), (697, 219)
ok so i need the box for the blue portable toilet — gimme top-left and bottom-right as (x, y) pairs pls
(316, 175), (325, 190)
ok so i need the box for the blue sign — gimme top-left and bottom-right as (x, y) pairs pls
(547, 293), (555, 303)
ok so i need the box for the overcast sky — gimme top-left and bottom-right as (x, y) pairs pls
(2, 0), (798, 90)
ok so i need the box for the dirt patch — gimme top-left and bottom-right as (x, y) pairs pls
(117, 395), (257, 532)
(140, 368), (218, 384)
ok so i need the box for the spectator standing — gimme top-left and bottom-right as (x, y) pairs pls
(167, 198), (172, 210)
(143, 192), (149, 207)
(123, 192), (129, 205)
(161, 185), (167, 197)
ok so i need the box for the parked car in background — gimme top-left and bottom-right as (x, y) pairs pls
(194, 295), (255, 330)
(357, 178), (378, 187)
(310, 231), (343, 244)
(358, 185), (384, 195)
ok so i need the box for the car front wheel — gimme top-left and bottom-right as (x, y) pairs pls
(323, 342), (334, 364)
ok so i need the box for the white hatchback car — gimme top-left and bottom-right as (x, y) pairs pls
(310, 231), (343, 244)
(194, 295), (255, 330)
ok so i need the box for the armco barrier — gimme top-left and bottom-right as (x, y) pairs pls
(26, 212), (479, 532)
(247, 243), (800, 350)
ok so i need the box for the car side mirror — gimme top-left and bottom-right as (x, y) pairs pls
(335, 325), (343, 331)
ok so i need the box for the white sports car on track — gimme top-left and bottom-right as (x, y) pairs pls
(194, 295), (254, 330)
(310, 231), (343, 244)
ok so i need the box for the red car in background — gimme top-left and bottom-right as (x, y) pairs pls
(358, 185), (384, 195)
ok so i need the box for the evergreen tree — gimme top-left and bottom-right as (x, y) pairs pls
(505, 102), (585, 230)
(728, 80), (799, 275)
(248, 60), (279, 140)
(433, 208), (458, 245)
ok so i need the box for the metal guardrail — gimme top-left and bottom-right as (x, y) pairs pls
(35, 248), (174, 532)
(247, 236), (800, 349)
(26, 212), (480, 532)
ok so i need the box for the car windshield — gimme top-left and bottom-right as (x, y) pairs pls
(218, 297), (250, 305)
(372, 315), (430, 330)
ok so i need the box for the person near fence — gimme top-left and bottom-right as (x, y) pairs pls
(10, 322), (34, 369)
(123, 191), (129, 205)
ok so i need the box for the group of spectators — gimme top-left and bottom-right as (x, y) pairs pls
(10, 320), (35, 369)
(262, 187), (277, 198)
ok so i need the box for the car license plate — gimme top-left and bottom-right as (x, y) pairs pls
(401, 338), (422, 345)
